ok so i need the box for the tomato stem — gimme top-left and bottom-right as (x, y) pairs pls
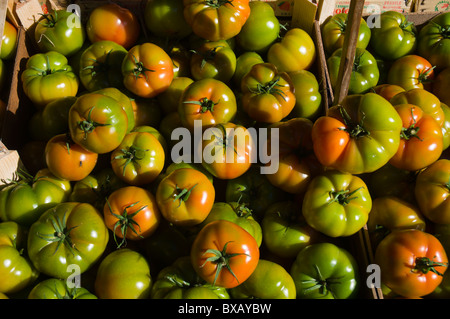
(249, 77), (288, 101)
(400, 107), (423, 141)
(183, 97), (219, 113)
(77, 106), (110, 140)
(338, 106), (370, 139)
(414, 257), (448, 276)
(328, 187), (363, 206)
(113, 145), (150, 177)
(206, 0), (234, 8)
(301, 264), (342, 298)
(173, 184), (198, 207)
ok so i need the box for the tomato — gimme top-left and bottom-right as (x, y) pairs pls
(290, 242), (360, 299)
(389, 103), (443, 171)
(375, 229), (448, 298)
(367, 196), (426, 249)
(441, 102), (450, 151)
(236, 1), (280, 54)
(21, 51), (79, 108)
(28, 278), (97, 299)
(201, 122), (254, 179)
(321, 13), (371, 56)
(94, 248), (151, 299)
(164, 161), (214, 184)
(387, 55), (434, 91)
(0, 221), (39, 294)
(45, 133), (98, 181)
(369, 11), (417, 61)
(288, 69), (322, 121)
(28, 96), (77, 142)
(144, 0), (192, 39)
(86, 3), (140, 49)
(0, 168), (72, 226)
(190, 40), (236, 83)
(229, 259), (296, 299)
(1, 20), (18, 60)
(131, 125), (168, 155)
(302, 170), (372, 237)
(190, 219), (259, 288)
(27, 202), (109, 279)
(327, 47), (379, 94)
(267, 28), (316, 73)
(261, 201), (319, 259)
(131, 98), (163, 128)
(390, 88), (445, 126)
(122, 42), (174, 98)
(433, 67), (450, 107)
(225, 166), (288, 221)
(264, 117), (322, 194)
(34, 10), (85, 57)
(179, 78), (236, 131)
(110, 131), (165, 186)
(104, 186), (161, 248)
(312, 93), (402, 174)
(241, 62), (296, 123)
(79, 40), (128, 92)
(151, 256), (230, 299)
(373, 84), (405, 101)
(156, 168), (215, 227)
(183, 0), (250, 41)
(68, 92), (129, 154)
(417, 12), (450, 71)
(415, 159), (450, 225)
(232, 51), (264, 87)
(157, 77), (194, 115)
(201, 201), (262, 247)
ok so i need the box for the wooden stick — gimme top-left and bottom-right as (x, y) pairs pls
(332, 0), (365, 105)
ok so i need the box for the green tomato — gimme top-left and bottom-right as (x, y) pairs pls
(27, 202), (109, 279)
(151, 256), (229, 299)
(232, 51), (264, 88)
(1, 20), (18, 60)
(200, 202), (262, 247)
(236, 1), (280, 54)
(321, 13), (371, 56)
(0, 168), (72, 227)
(95, 248), (152, 299)
(230, 259), (296, 299)
(21, 51), (79, 108)
(302, 170), (372, 238)
(327, 47), (379, 94)
(261, 201), (319, 259)
(28, 278), (97, 299)
(288, 69), (322, 121)
(290, 242), (360, 299)
(0, 221), (39, 294)
(369, 11), (417, 61)
(34, 10), (85, 57)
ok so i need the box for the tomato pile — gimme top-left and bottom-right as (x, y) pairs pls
(0, 0), (450, 300)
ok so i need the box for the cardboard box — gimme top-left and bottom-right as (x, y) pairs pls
(415, 0), (450, 12)
(332, 0), (415, 15)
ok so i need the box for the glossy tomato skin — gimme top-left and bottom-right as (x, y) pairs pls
(236, 1), (280, 54)
(418, 12), (450, 70)
(312, 93), (402, 174)
(104, 186), (161, 248)
(369, 11), (417, 61)
(110, 131), (165, 186)
(267, 28), (316, 73)
(157, 77), (194, 115)
(86, 3), (140, 49)
(21, 51), (79, 108)
(230, 259), (296, 299)
(232, 51), (264, 87)
(441, 102), (450, 151)
(28, 278), (97, 299)
(156, 168), (215, 227)
(433, 67), (450, 107)
(375, 229), (448, 298)
(151, 256), (230, 299)
(0, 168), (72, 227)
(95, 248), (151, 299)
(373, 84), (405, 101)
(0, 221), (39, 294)
(387, 55), (434, 91)
(183, 0), (250, 41)
(241, 62), (295, 123)
(79, 40), (128, 92)
(179, 78), (237, 131)
(34, 10), (85, 57)
(290, 242), (360, 299)
(288, 70), (322, 121)
(1, 20), (18, 60)
(389, 103), (443, 171)
(302, 170), (372, 237)
(27, 202), (109, 280)
(122, 43), (174, 99)
(415, 159), (450, 225)
(327, 47), (379, 94)
(68, 92), (128, 154)
(190, 220), (259, 288)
